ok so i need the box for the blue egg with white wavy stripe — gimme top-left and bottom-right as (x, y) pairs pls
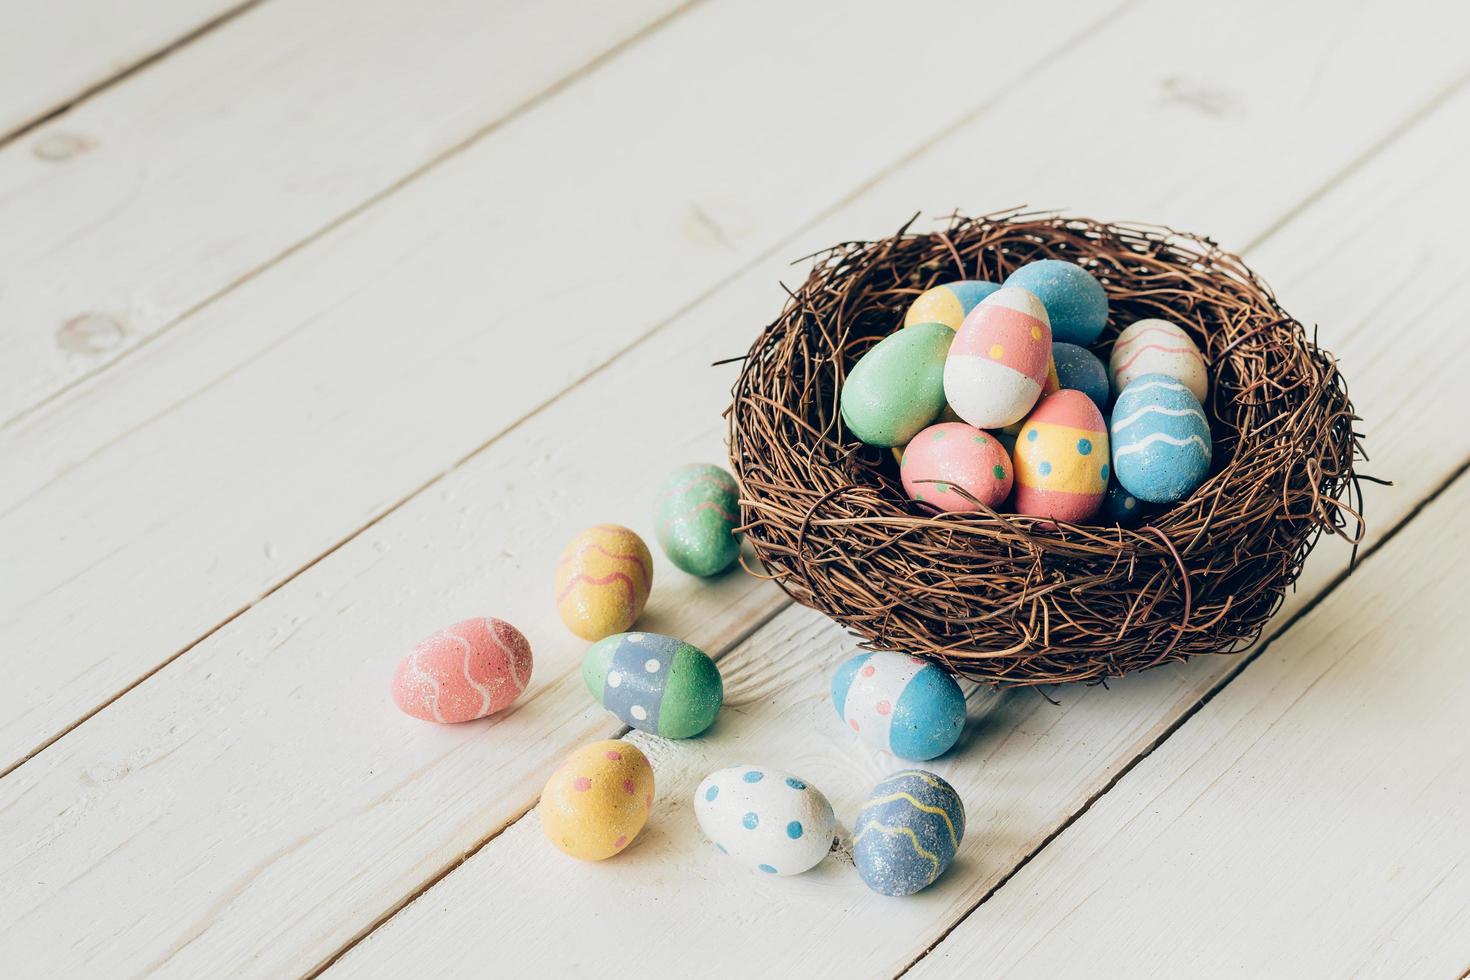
(853, 770), (966, 896)
(832, 651), (965, 761)
(1110, 373), (1213, 503)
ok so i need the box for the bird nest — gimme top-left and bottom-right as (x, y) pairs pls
(727, 210), (1364, 686)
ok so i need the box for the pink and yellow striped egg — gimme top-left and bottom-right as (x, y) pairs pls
(900, 422), (1013, 512)
(392, 617), (533, 724)
(943, 287), (1053, 429)
(1014, 390), (1110, 524)
(555, 525), (653, 641)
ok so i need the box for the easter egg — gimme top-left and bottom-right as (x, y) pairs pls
(1098, 481), (1150, 526)
(555, 524), (653, 641)
(1111, 373), (1213, 503)
(840, 322), (954, 447)
(903, 280), (1001, 330)
(1052, 341), (1110, 409)
(1003, 259), (1108, 345)
(944, 287), (1053, 429)
(655, 463), (741, 577)
(899, 422), (1013, 512)
(1014, 390), (1110, 524)
(831, 651), (965, 761)
(1109, 318), (1208, 402)
(391, 617), (533, 724)
(853, 770), (966, 897)
(582, 632), (723, 739)
(694, 765), (836, 876)
(541, 739), (655, 861)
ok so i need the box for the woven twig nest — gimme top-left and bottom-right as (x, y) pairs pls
(727, 210), (1364, 686)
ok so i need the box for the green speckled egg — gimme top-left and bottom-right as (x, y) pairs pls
(655, 463), (741, 576)
(839, 322), (954, 447)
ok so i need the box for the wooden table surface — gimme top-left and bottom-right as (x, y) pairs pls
(3, 1), (1468, 977)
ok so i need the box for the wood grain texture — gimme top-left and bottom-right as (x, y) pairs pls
(330, 77), (1470, 979)
(909, 453), (1470, 980)
(4, 2), (1468, 976)
(0, 0), (251, 140)
(0, 0), (1114, 770)
(0, 0), (686, 426)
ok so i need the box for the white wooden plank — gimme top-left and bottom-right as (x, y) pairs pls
(331, 77), (1470, 979)
(907, 458), (1470, 979)
(0, 0), (249, 139)
(0, 0), (686, 426)
(0, 0), (1119, 770)
(3, 3), (1468, 976)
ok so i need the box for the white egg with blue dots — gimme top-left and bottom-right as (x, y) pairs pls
(694, 765), (836, 876)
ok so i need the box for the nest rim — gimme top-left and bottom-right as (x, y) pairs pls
(727, 209), (1364, 687)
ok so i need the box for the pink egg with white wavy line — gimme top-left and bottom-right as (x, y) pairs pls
(900, 422), (1013, 512)
(1108, 318), (1208, 402)
(944, 287), (1053, 429)
(392, 617), (533, 723)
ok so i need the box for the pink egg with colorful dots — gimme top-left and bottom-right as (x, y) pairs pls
(944, 287), (1053, 429)
(1013, 390), (1110, 524)
(900, 422), (1013, 512)
(391, 617), (533, 724)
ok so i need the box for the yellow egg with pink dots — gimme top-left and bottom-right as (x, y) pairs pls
(541, 739), (655, 861)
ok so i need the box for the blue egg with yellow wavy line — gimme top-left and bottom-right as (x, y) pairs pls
(853, 769), (966, 896)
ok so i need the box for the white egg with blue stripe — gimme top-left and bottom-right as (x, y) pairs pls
(1110, 373), (1213, 503)
(831, 651), (965, 761)
(694, 765), (836, 876)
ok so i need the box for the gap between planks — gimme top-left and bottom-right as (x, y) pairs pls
(0, 0), (1132, 777)
(0, 0), (706, 432)
(0, 0), (267, 150)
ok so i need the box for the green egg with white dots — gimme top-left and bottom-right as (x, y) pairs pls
(840, 322), (954, 447)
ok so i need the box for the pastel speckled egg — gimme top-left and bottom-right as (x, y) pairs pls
(903, 280), (1001, 330)
(831, 651), (965, 761)
(853, 770), (966, 897)
(899, 422), (1012, 512)
(541, 739), (655, 861)
(944, 287), (1052, 429)
(1014, 389), (1110, 524)
(392, 618), (533, 724)
(655, 463), (741, 576)
(695, 765), (836, 876)
(1109, 318), (1209, 402)
(582, 632), (723, 739)
(1111, 373), (1213, 503)
(1052, 341), (1110, 409)
(1003, 259), (1109, 345)
(840, 322), (954, 447)
(1098, 481), (1151, 526)
(555, 524), (653, 641)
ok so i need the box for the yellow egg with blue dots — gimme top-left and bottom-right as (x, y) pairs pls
(1013, 389), (1109, 524)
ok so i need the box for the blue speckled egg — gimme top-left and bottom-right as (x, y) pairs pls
(853, 770), (966, 896)
(1098, 480), (1150, 526)
(1110, 373), (1212, 503)
(694, 765), (836, 876)
(831, 652), (965, 761)
(1051, 341), (1110, 409)
(1004, 260), (1108, 345)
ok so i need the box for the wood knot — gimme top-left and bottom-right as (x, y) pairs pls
(57, 313), (126, 354)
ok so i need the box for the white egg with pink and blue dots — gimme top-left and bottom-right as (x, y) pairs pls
(694, 765), (836, 876)
(832, 651), (966, 761)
